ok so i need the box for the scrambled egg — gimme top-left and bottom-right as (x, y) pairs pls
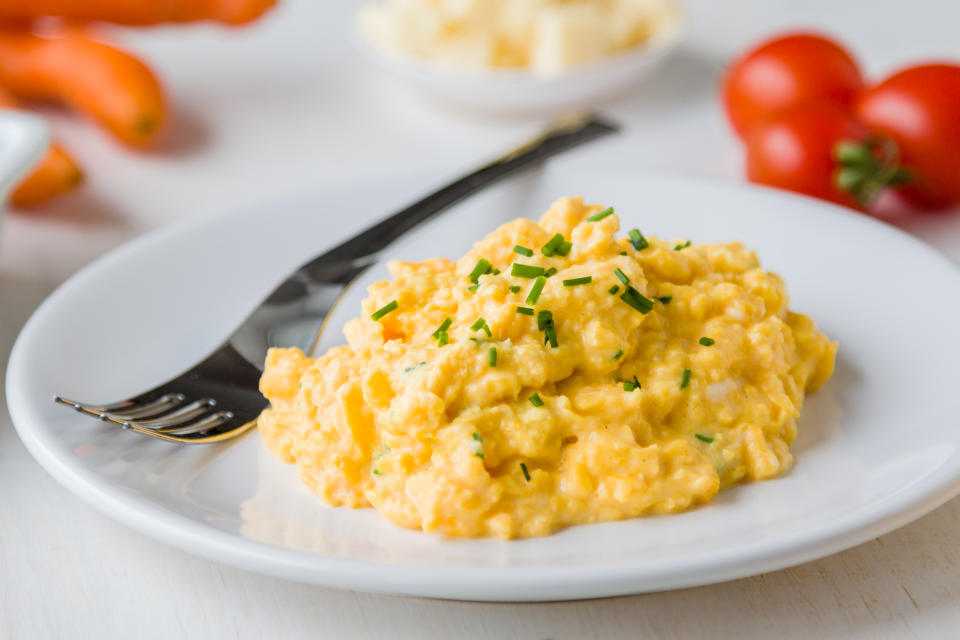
(258, 197), (836, 539)
(357, 0), (682, 74)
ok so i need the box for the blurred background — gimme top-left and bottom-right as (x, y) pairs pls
(1, 0), (958, 291)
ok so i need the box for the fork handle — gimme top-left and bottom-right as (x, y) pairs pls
(299, 114), (620, 284)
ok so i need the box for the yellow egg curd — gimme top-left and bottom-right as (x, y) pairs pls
(258, 197), (836, 539)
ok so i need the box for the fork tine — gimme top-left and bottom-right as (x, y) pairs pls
(55, 394), (187, 420)
(131, 399), (217, 428)
(153, 411), (233, 434)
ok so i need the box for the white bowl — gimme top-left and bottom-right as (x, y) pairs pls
(0, 111), (49, 214)
(354, 19), (686, 116)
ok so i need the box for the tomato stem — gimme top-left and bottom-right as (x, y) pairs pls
(832, 137), (911, 207)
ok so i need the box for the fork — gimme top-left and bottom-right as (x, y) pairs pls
(54, 114), (619, 443)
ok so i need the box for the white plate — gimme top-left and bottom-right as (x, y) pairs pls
(353, 20), (684, 115)
(8, 170), (960, 602)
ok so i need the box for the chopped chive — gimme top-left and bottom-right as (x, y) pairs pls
(520, 462), (531, 482)
(622, 375), (641, 391)
(674, 240), (691, 251)
(471, 432), (484, 459)
(471, 317), (492, 337)
(516, 306), (534, 316)
(488, 347), (497, 367)
(538, 310), (558, 348)
(699, 337), (715, 346)
(695, 433), (714, 443)
(431, 317), (452, 339)
(537, 309), (553, 331)
(586, 207), (614, 222)
(467, 284), (478, 292)
(526, 276), (547, 304)
(371, 300), (398, 321)
(544, 267), (558, 278)
(563, 276), (592, 287)
(512, 263), (546, 278)
(681, 368), (692, 389)
(612, 349), (624, 360)
(404, 361), (427, 372)
(508, 285), (522, 294)
(372, 468), (382, 476)
(614, 268), (629, 284)
(437, 331), (449, 346)
(555, 241), (573, 257)
(513, 245), (534, 257)
(492, 268), (501, 275)
(608, 284), (620, 295)
(628, 229), (649, 251)
(620, 287), (654, 314)
(469, 337), (484, 344)
(657, 296), (672, 304)
(619, 251), (628, 256)
(541, 233), (566, 257)
(468, 258), (493, 283)
(529, 393), (544, 407)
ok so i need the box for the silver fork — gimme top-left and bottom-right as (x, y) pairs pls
(55, 114), (619, 443)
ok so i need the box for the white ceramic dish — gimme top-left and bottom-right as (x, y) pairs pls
(0, 111), (49, 215)
(354, 19), (685, 115)
(8, 170), (960, 601)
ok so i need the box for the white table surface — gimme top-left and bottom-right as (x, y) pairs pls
(2, 0), (959, 637)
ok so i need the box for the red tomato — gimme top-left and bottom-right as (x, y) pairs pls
(856, 64), (960, 209)
(745, 104), (869, 209)
(723, 33), (864, 139)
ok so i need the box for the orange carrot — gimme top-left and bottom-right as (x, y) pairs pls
(0, 85), (83, 206)
(0, 1), (276, 26)
(0, 30), (166, 147)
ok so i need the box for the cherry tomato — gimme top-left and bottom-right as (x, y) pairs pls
(745, 104), (870, 209)
(723, 33), (864, 139)
(855, 64), (960, 209)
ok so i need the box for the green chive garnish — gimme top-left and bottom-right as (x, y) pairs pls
(620, 287), (654, 314)
(614, 268), (629, 284)
(467, 284), (478, 293)
(512, 263), (545, 278)
(619, 251), (628, 256)
(695, 433), (714, 443)
(628, 229), (649, 251)
(537, 309), (552, 331)
(538, 310), (558, 347)
(520, 462), (531, 482)
(372, 468), (382, 476)
(516, 306), (534, 315)
(371, 300), (398, 321)
(608, 284), (620, 295)
(471, 317), (492, 337)
(586, 207), (614, 222)
(674, 240), (691, 251)
(612, 350), (624, 360)
(437, 331), (449, 347)
(404, 361), (427, 372)
(555, 241), (572, 257)
(699, 337), (715, 346)
(681, 368), (692, 389)
(544, 267), (558, 278)
(431, 317), (452, 339)
(509, 285), (522, 294)
(468, 258), (493, 283)
(514, 245), (533, 257)
(526, 276), (547, 304)
(488, 347), (497, 367)
(542, 233), (566, 257)
(492, 268), (501, 275)
(658, 296), (672, 304)
(529, 393), (544, 407)
(471, 432), (484, 459)
(623, 375), (641, 391)
(563, 276), (592, 287)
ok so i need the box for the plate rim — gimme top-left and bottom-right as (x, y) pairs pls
(8, 172), (960, 601)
